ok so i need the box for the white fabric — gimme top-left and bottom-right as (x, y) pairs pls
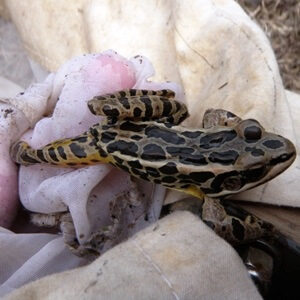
(11, 51), (179, 246)
(0, 228), (88, 297)
(0, 77), (24, 227)
(3, 212), (262, 300)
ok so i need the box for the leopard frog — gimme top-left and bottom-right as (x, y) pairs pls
(11, 89), (296, 244)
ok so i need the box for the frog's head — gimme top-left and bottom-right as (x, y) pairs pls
(202, 119), (296, 197)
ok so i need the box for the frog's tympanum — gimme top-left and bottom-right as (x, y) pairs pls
(11, 89), (296, 245)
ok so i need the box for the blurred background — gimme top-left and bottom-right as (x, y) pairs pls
(0, 0), (298, 92)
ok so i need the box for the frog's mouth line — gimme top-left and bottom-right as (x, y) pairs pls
(205, 150), (296, 198)
(237, 150), (296, 195)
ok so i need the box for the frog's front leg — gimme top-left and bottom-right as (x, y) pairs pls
(10, 129), (112, 167)
(169, 196), (273, 245)
(87, 89), (189, 125)
(202, 109), (242, 129)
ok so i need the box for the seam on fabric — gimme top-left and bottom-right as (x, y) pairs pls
(133, 239), (180, 300)
(174, 26), (215, 70)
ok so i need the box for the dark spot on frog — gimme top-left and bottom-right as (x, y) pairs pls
(181, 130), (202, 139)
(47, 147), (59, 162)
(166, 146), (194, 156)
(119, 97), (130, 109)
(145, 166), (161, 177)
(115, 162), (130, 173)
(269, 152), (294, 165)
(158, 162), (178, 175)
(127, 160), (143, 169)
(107, 140), (138, 157)
(102, 106), (120, 117)
(161, 98), (172, 116)
(231, 218), (245, 241)
(188, 171), (215, 183)
(36, 149), (49, 162)
(101, 131), (118, 143)
(180, 154), (208, 166)
(245, 147), (265, 157)
(133, 107), (142, 117)
(161, 176), (177, 184)
(145, 125), (185, 144)
(262, 139), (284, 149)
(120, 121), (146, 132)
(206, 170), (243, 194)
(141, 144), (166, 161)
(71, 136), (88, 143)
(113, 156), (123, 164)
(242, 165), (266, 182)
(208, 150), (239, 165)
(140, 96), (153, 117)
(129, 89), (137, 96)
(79, 234), (84, 238)
(200, 130), (237, 149)
(69, 143), (87, 158)
(131, 134), (143, 141)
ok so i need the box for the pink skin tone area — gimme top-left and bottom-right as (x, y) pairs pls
(0, 52), (136, 228)
(1, 51), (182, 230)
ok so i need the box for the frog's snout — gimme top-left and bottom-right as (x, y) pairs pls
(266, 135), (296, 166)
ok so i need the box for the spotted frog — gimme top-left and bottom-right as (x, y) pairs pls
(11, 89), (296, 245)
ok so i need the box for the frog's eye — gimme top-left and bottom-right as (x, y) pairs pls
(244, 124), (262, 141)
(223, 176), (242, 191)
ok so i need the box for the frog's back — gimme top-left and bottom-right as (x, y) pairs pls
(95, 120), (239, 190)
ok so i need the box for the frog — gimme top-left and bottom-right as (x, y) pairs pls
(11, 89), (296, 247)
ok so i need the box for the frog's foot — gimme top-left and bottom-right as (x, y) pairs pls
(87, 89), (189, 125)
(72, 179), (143, 257)
(201, 196), (272, 244)
(168, 196), (274, 245)
(202, 109), (242, 129)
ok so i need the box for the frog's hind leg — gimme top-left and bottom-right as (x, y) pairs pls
(169, 196), (274, 245)
(202, 109), (242, 129)
(200, 196), (274, 244)
(87, 89), (189, 125)
(10, 131), (112, 167)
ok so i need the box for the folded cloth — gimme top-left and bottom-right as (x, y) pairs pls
(2, 212), (262, 299)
